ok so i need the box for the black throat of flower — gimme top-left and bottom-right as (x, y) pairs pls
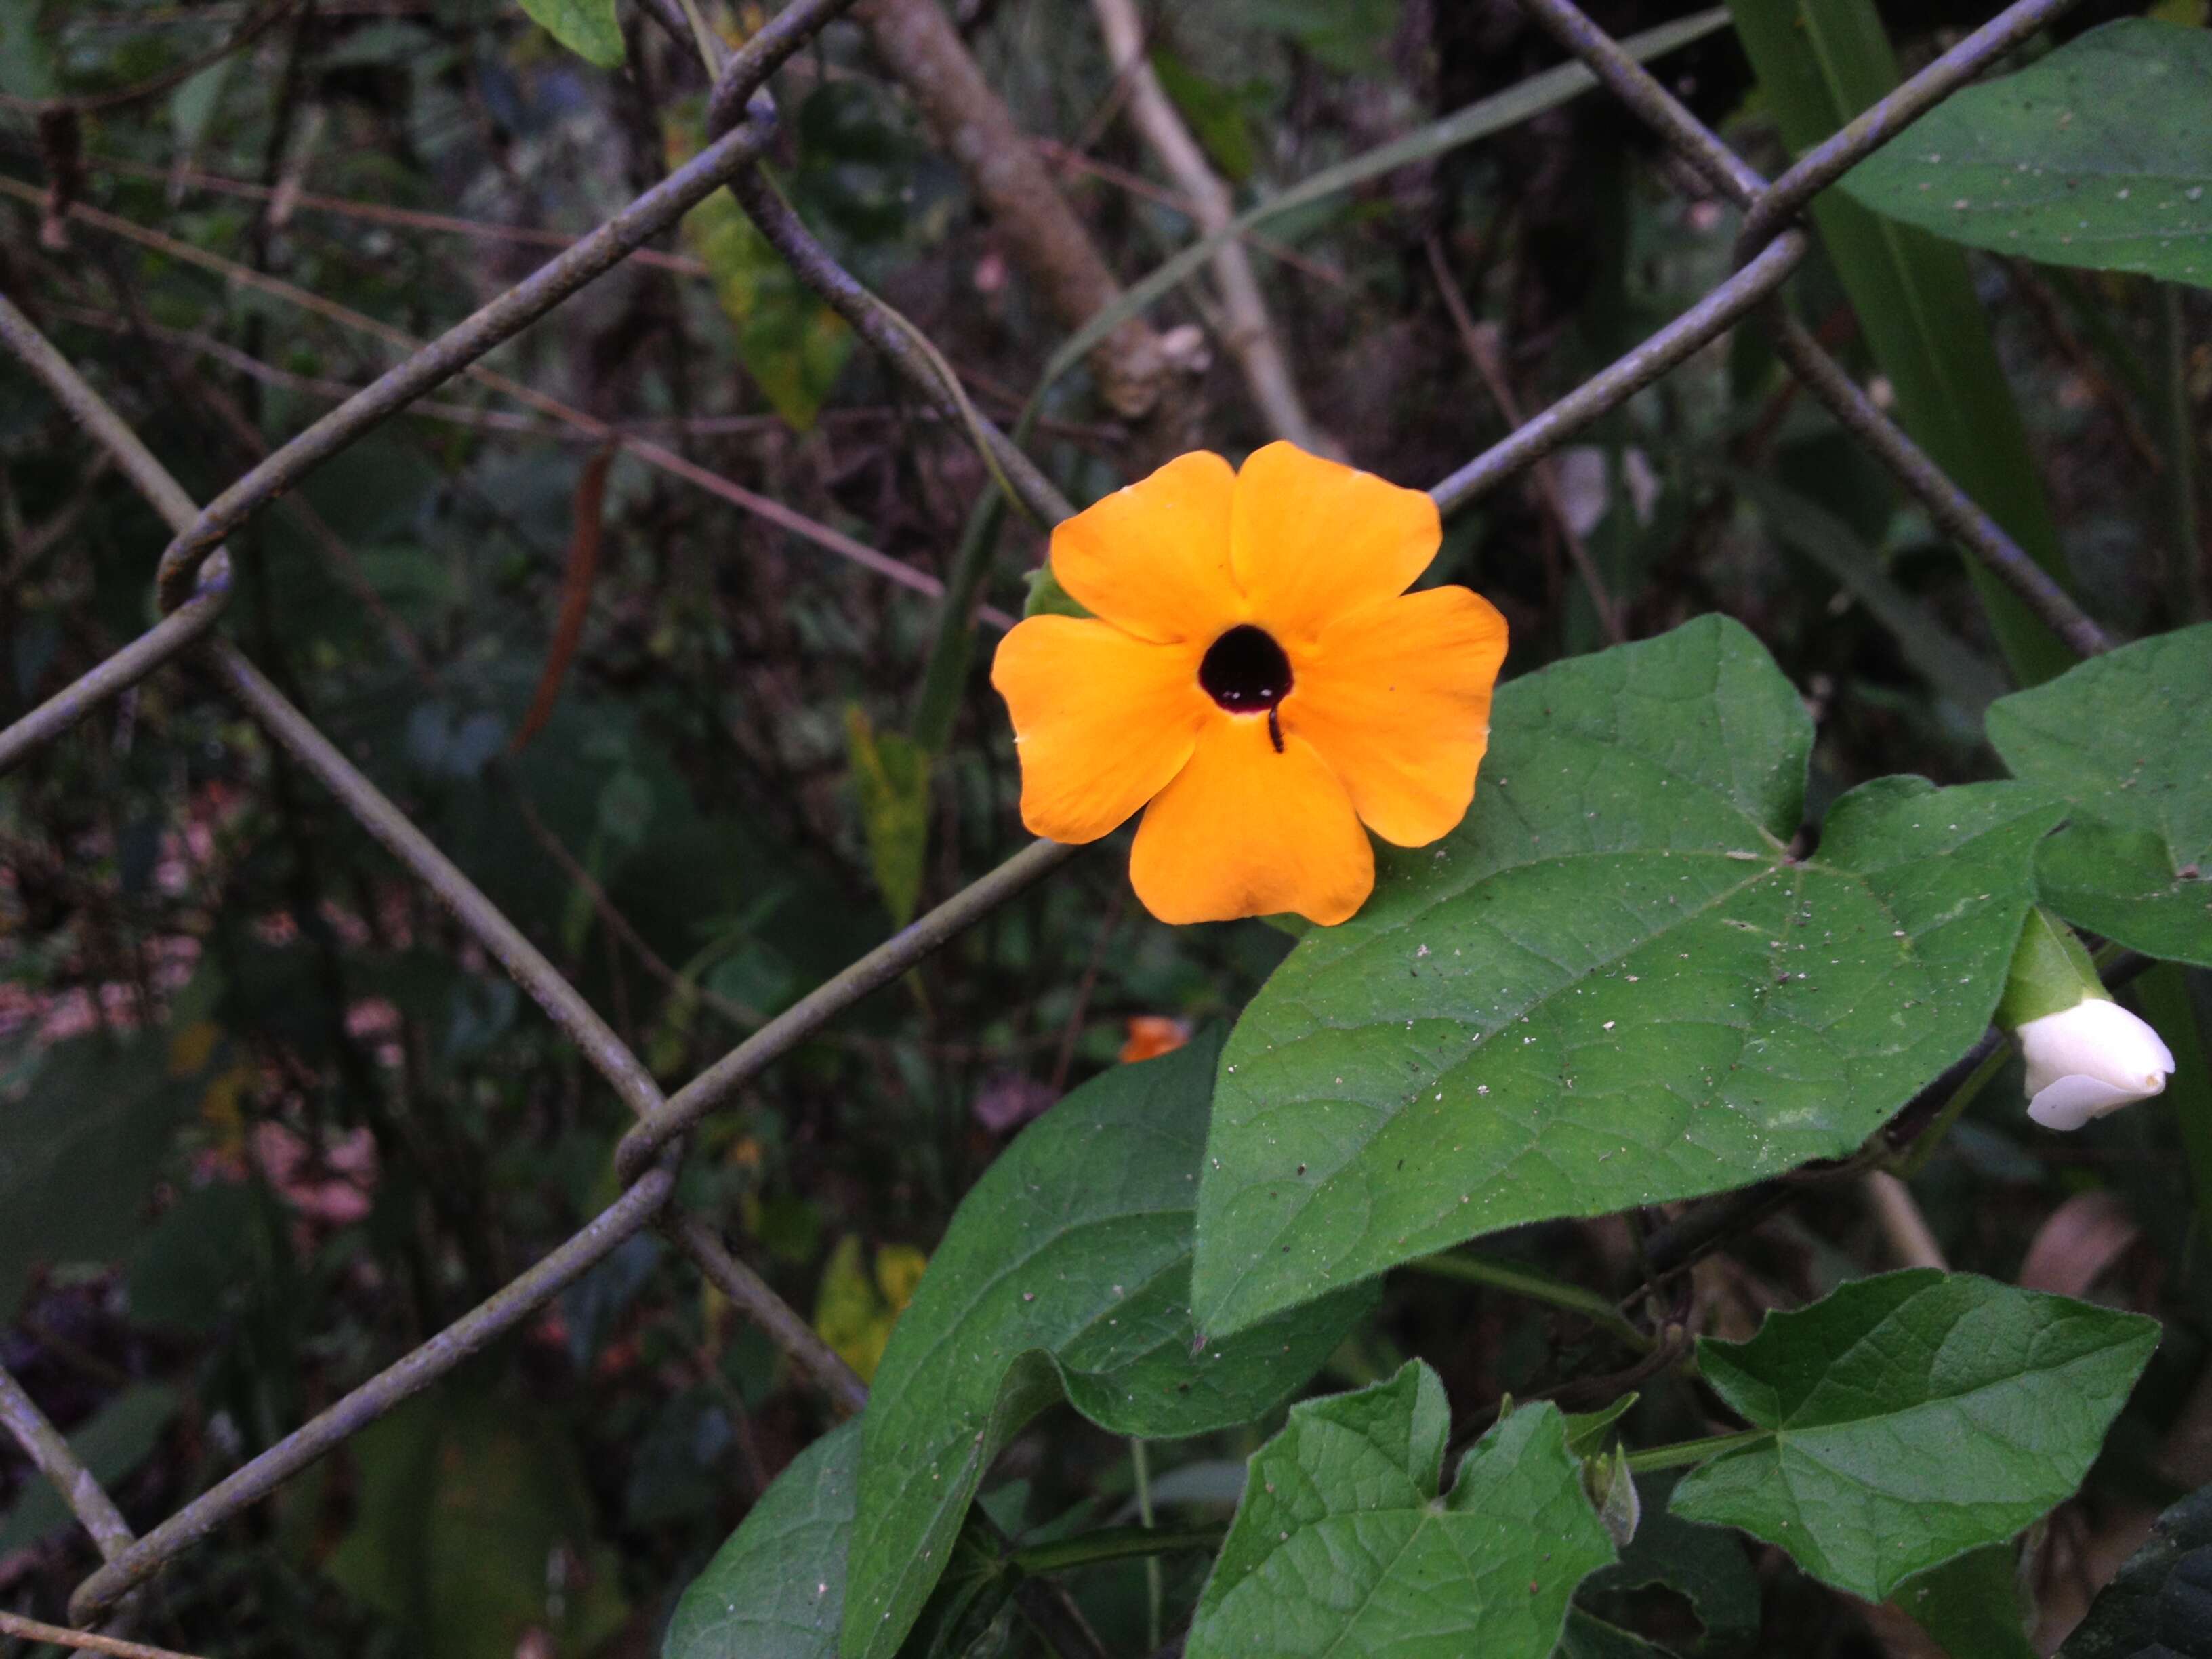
(1199, 624), (1292, 752)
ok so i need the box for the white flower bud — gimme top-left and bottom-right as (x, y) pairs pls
(2018, 996), (2176, 1132)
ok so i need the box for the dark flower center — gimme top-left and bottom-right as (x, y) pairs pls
(1198, 624), (1292, 713)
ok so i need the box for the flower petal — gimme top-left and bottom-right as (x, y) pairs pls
(1050, 451), (1242, 643)
(2018, 996), (2177, 1097)
(1282, 584), (1509, 847)
(1230, 441), (1441, 644)
(2028, 1074), (2149, 1132)
(991, 615), (1209, 843)
(1129, 714), (1373, 926)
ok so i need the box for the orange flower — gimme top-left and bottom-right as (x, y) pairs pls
(1118, 1015), (1193, 1064)
(991, 442), (1508, 926)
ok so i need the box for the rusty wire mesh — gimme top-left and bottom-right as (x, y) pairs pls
(0, 0), (2105, 1638)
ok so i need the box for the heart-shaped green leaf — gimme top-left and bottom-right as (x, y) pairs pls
(842, 1032), (1374, 1659)
(1672, 1269), (2159, 1601)
(664, 1422), (857, 1659)
(1839, 20), (2212, 290)
(1184, 1361), (1614, 1659)
(1988, 622), (2212, 967)
(1192, 617), (2059, 1336)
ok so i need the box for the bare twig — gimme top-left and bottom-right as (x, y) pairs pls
(1425, 235), (1626, 643)
(1047, 887), (1126, 1094)
(2, 178), (1000, 620)
(1862, 1171), (1948, 1271)
(1012, 1578), (1115, 1659)
(507, 788), (769, 1031)
(719, 167), (1076, 529)
(62, 1), (418, 22)
(1085, 0), (1320, 449)
(0, 1612), (206, 1659)
(2009, 262), (2165, 477)
(7, 449), (115, 573)
(854, 0), (1193, 430)
(51, 302), (1111, 447)
(1033, 139), (1347, 287)
(48, 148), (711, 275)
(36, 138), (1328, 291)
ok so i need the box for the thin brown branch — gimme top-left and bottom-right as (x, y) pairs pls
(181, 368), (436, 674)
(56, 150), (712, 277)
(854, 0), (1195, 430)
(1033, 139), (1347, 287)
(506, 789), (769, 1033)
(4, 179), (1009, 624)
(2010, 260), (2166, 477)
(52, 301), (1115, 445)
(0, 1612), (207, 1659)
(1086, 0), (1319, 449)
(62, 1), (419, 21)
(9, 450), (115, 572)
(1425, 235), (1626, 644)
(38, 136), (1319, 301)
(1012, 1578), (1115, 1659)
(1048, 887), (1126, 1094)
(1862, 1171), (1948, 1271)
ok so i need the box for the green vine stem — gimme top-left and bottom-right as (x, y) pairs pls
(1408, 1251), (1654, 1353)
(1009, 1525), (1229, 1576)
(1624, 1427), (1771, 1475)
(1132, 1437), (1163, 1650)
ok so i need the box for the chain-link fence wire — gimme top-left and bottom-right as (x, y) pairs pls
(0, 0), (2117, 1639)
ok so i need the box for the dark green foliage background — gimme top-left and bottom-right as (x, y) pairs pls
(1, 3), (2208, 1658)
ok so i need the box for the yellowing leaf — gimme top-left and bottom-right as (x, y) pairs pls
(196, 1065), (251, 1155)
(670, 119), (853, 430)
(814, 1235), (926, 1384)
(873, 1242), (926, 1311)
(166, 1019), (220, 1077)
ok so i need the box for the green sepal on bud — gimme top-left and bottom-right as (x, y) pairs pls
(1021, 563), (1094, 621)
(1583, 1441), (1641, 1551)
(1995, 907), (2106, 1030)
(1995, 907), (2175, 1132)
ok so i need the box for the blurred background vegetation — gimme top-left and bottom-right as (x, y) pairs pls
(1, 0), (2207, 1654)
